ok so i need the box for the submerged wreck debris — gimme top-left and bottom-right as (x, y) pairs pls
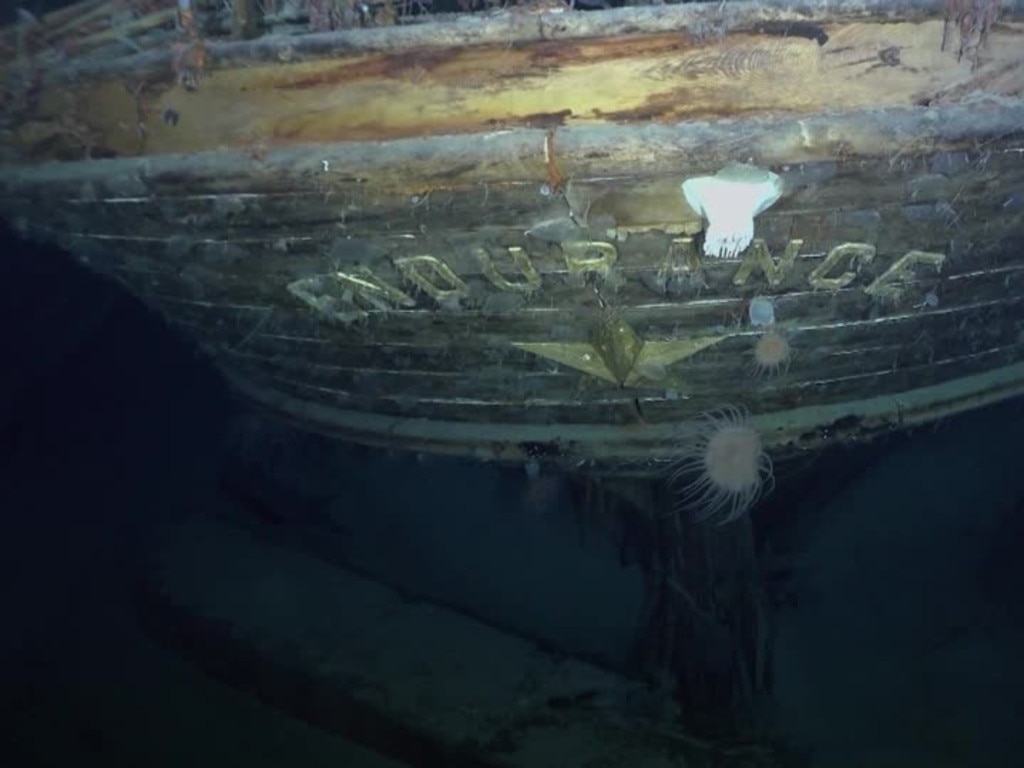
(0, 0), (1020, 467)
(2, 0), (1022, 761)
(0, 0), (1021, 469)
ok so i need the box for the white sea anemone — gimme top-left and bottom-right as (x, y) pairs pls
(669, 406), (773, 524)
(682, 164), (783, 259)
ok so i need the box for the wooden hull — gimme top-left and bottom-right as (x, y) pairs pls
(2, 0), (1023, 471)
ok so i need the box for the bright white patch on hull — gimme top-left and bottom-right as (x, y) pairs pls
(682, 164), (784, 260)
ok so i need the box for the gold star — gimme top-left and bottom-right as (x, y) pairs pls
(514, 315), (727, 387)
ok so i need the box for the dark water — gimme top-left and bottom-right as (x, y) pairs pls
(2, 225), (1024, 768)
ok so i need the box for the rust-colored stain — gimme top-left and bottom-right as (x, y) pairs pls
(488, 109), (573, 129)
(591, 91), (691, 124)
(592, 84), (768, 123)
(271, 33), (694, 92)
(275, 46), (467, 89)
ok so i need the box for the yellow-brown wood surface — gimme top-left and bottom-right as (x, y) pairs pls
(4, 5), (1022, 163)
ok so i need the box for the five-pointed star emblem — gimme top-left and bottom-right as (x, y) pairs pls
(513, 316), (727, 387)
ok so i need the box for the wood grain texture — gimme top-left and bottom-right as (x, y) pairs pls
(1, 2), (1023, 468)
(3, 13), (1022, 160)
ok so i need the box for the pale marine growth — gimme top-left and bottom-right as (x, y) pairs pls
(748, 295), (776, 327)
(681, 164), (784, 260)
(916, 289), (939, 310)
(670, 406), (773, 524)
(753, 329), (792, 377)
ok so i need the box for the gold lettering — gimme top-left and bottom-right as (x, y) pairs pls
(286, 267), (414, 323)
(562, 240), (618, 278)
(732, 239), (803, 287)
(658, 237), (703, 285)
(394, 254), (470, 302)
(807, 242), (876, 291)
(864, 250), (946, 301)
(476, 245), (542, 294)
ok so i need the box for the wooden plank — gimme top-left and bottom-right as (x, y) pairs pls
(3, 7), (1023, 161)
(9, 140), (1022, 305)
(222, 356), (1024, 467)
(220, 334), (1021, 426)
(5, 144), (1022, 248)
(3, 102), (1022, 201)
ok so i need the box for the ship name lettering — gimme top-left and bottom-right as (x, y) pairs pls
(288, 238), (949, 320)
(864, 249), (946, 301)
(476, 245), (542, 294)
(393, 254), (470, 302)
(732, 238), (804, 287)
(807, 243), (877, 291)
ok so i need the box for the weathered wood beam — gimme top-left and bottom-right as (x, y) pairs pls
(7, 11), (1020, 162)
